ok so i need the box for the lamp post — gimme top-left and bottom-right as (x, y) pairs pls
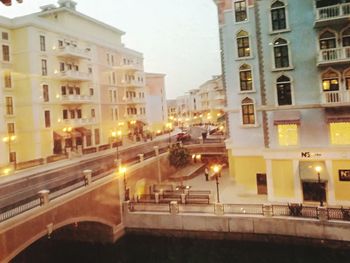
(315, 166), (323, 207)
(111, 130), (122, 160)
(212, 164), (222, 203)
(119, 166), (129, 201)
(2, 134), (16, 169)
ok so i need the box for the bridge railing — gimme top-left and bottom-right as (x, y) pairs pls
(0, 196), (40, 222)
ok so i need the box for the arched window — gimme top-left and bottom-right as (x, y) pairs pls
(322, 69), (339, 91)
(271, 1), (287, 31)
(276, 75), (292, 105)
(273, 38), (289, 68)
(344, 68), (350, 90)
(236, 30), (250, 58)
(342, 27), (350, 47)
(241, 97), (255, 125)
(239, 64), (253, 91)
(319, 30), (336, 50)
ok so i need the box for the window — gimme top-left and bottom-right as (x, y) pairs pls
(77, 109), (82, 119)
(273, 38), (289, 68)
(58, 40), (64, 47)
(86, 134), (92, 147)
(241, 97), (255, 125)
(60, 62), (65, 72)
(271, 1), (287, 31)
(88, 67), (92, 74)
(4, 71), (11, 88)
(322, 69), (339, 91)
(330, 122), (350, 145)
(61, 86), (67, 95)
(5, 96), (13, 115)
(236, 30), (250, 58)
(114, 108), (118, 120)
(40, 35), (46, 51)
(44, 110), (51, 128)
(234, 0), (247, 22)
(276, 75), (292, 105)
(75, 87), (80, 95)
(91, 108), (95, 118)
(95, 128), (100, 145)
(239, 64), (253, 91)
(2, 45), (9, 61)
(278, 124), (298, 146)
(7, 123), (15, 134)
(345, 69), (350, 90)
(63, 109), (68, 119)
(342, 27), (350, 47)
(90, 88), (94, 96)
(41, 59), (47, 76)
(319, 30), (336, 50)
(109, 90), (113, 102)
(43, 84), (49, 102)
(2, 32), (8, 40)
(113, 90), (117, 101)
(70, 109), (75, 119)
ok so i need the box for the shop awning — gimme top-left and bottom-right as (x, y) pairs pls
(326, 115), (350, 123)
(273, 111), (301, 125)
(76, 127), (92, 136)
(325, 108), (350, 123)
(299, 161), (328, 182)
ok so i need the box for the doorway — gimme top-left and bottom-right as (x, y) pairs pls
(256, 173), (267, 195)
(302, 181), (327, 203)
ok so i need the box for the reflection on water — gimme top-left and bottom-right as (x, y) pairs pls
(13, 234), (350, 263)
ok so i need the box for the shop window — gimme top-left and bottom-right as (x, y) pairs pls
(277, 124), (298, 146)
(330, 122), (350, 145)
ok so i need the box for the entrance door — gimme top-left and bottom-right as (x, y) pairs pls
(302, 181), (327, 203)
(256, 173), (267, 195)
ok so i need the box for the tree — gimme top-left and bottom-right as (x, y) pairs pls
(168, 143), (190, 190)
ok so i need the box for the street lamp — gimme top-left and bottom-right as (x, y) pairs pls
(111, 130), (122, 160)
(212, 164), (222, 203)
(315, 165), (323, 207)
(2, 134), (16, 169)
(119, 166), (129, 201)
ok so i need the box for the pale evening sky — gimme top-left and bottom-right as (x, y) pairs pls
(0, 0), (221, 99)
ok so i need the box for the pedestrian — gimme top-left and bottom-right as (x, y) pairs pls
(204, 167), (209, 181)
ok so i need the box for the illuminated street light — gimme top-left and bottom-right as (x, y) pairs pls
(315, 166), (323, 207)
(211, 164), (222, 203)
(2, 134), (16, 170)
(119, 166), (129, 201)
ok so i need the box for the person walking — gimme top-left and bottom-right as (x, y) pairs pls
(204, 167), (209, 181)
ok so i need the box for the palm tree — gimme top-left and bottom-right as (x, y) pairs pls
(168, 143), (190, 190)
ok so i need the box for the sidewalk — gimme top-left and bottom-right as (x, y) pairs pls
(0, 129), (181, 185)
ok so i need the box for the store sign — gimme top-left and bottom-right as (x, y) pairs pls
(301, 152), (322, 158)
(339, 170), (350, 181)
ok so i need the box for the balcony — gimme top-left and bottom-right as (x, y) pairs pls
(120, 80), (144, 88)
(56, 45), (91, 59)
(123, 96), (145, 104)
(114, 62), (141, 71)
(59, 70), (92, 81)
(61, 117), (96, 126)
(317, 47), (350, 66)
(322, 90), (350, 106)
(315, 2), (350, 27)
(60, 94), (93, 104)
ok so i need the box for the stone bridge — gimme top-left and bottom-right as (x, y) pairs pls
(0, 143), (226, 262)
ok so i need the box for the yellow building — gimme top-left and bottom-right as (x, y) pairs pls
(215, 0), (350, 206)
(0, 0), (147, 170)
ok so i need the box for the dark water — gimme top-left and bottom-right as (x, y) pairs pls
(13, 234), (350, 263)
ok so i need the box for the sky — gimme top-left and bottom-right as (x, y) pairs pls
(0, 0), (221, 99)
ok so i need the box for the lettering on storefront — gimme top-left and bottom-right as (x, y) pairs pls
(339, 170), (350, 181)
(301, 152), (322, 158)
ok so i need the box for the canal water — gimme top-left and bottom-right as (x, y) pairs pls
(13, 234), (350, 263)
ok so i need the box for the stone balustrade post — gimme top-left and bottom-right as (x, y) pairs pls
(170, 201), (179, 214)
(66, 147), (72, 159)
(155, 192), (160, 203)
(318, 206), (328, 222)
(214, 202), (224, 215)
(263, 204), (273, 217)
(83, 169), (92, 186)
(153, 146), (159, 156)
(138, 153), (144, 162)
(38, 190), (50, 206)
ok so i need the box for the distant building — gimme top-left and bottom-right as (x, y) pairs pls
(145, 73), (168, 132)
(0, 0), (147, 169)
(215, 0), (350, 205)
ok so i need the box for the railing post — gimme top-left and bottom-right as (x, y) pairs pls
(318, 206), (328, 222)
(214, 202), (224, 215)
(38, 190), (50, 206)
(83, 169), (92, 186)
(138, 153), (144, 162)
(263, 204), (273, 217)
(153, 146), (159, 156)
(170, 201), (179, 214)
(155, 192), (160, 204)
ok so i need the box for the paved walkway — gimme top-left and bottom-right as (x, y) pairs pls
(167, 167), (269, 204)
